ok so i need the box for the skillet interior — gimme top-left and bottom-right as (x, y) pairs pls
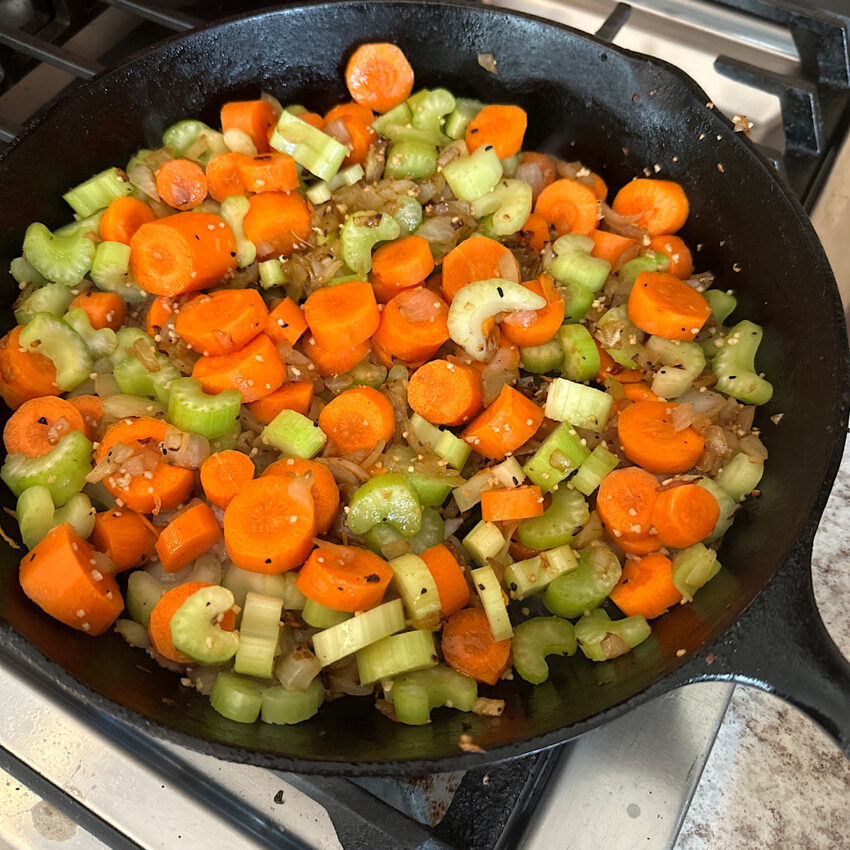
(0, 0), (845, 773)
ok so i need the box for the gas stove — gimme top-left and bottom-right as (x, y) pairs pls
(0, 2), (847, 848)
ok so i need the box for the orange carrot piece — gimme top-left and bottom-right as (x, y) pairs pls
(596, 465), (659, 543)
(242, 191), (312, 260)
(301, 334), (371, 376)
(611, 382), (661, 415)
(650, 483), (720, 550)
(238, 152), (299, 193)
(627, 271), (711, 340)
(0, 326), (58, 405)
(175, 288), (268, 356)
(441, 236), (520, 302)
(462, 385), (543, 460)
(370, 235), (435, 303)
(261, 456), (340, 534)
(3, 396), (86, 457)
(299, 112), (324, 131)
(465, 104), (528, 159)
(518, 212), (550, 253)
(407, 359), (483, 426)
(648, 234), (694, 279)
(609, 553), (682, 619)
(99, 196), (156, 245)
(205, 152), (247, 202)
(192, 332), (284, 402)
(303, 280), (380, 349)
(419, 544), (469, 617)
(223, 476), (316, 573)
(95, 417), (195, 514)
(612, 179), (689, 236)
(89, 509), (159, 572)
(69, 290), (127, 331)
(148, 581), (212, 662)
(155, 501), (222, 573)
(441, 607), (511, 685)
(220, 99), (278, 153)
(589, 172), (608, 201)
(247, 380), (314, 424)
(145, 295), (177, 337)
(19, 523), (123, 636)
(589, 229), (638, 266)
(617, 533), (662, 556)
(317, 386), (395, 454)
(595, 342), (644, 385)
(345, 42), (414, 114)
(371, 286), (449, 365)
(130, 212), (237, 296)
(68, 394), (103, 441)
(200, 450), (255, 509)
(481, 485), (544, 522)
(500, 275), (565, 347)
(296, 544), (392, 611)
(324, 102), (377, 166)
(155, 159), (208, 210)
(617, 401), (705, 474)
(534, 178), (599, 237)
(265, 297), (308, 347)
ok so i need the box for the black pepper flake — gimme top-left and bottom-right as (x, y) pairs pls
(194, 234), (200, 240)
(497, 286), (504, 297)
(509, 582), (517, 591)
(478, 583), (485, 590)
(230, 251), (237, 257)
(274, 790), (285, 805)
(728, 375), (736, 380)
(420, 587), (428, 594)
(265, 558), (272, 564)
(37, 416), (48, 425)
(365, 573), (380, 583)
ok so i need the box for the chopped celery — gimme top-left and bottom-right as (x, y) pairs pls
(717, 451), (764, 502)
(305, 181), (332, 205)
(504, 544), (578, 600)
(705, 289), (737, 325)
(261, 678), (324, 725)
(340, 210), (401, 276)
(672, 543), (721, 602)
(356, 629), (438, 685)
(63, 167), (133, 217)
(209, 672), (263, 723)
(476, 213), (498, 240)
(127, 571), (166, 627)
(234, 635), (277, 678)
(363, 507), (445, 556)
(462, 519), (504, 566)
(111, 327), (156, 364)
(389, 553), (441, 628)
(559, 281), (596, 323)
(53, 493), (97, 542)
(346, 472), (422, 536)
(90, 241), (147, 303)
(517, 486), (589, 549)
(222, 565), (287, 611)
(258, 258), (288, 290)
(168, 377), (241, 439)
(574, 609), (651, 661)
(442, 145), (503, 201)
(543, 542), (622, 619)
(18, 312), (92, 390)
(54, 211), (103, 238)
(14, 283), (75, 324)
(522, 423), (591, 492)
(270, 110), (348, 181)
(471, 565), (513, 640)
(163, 119), (215, 155)
(392, 195), (423, 235)
(170, 586), (240, 665)
(512, 617), (577, 684)
(712, 320), (773, 405)
(520, 339), (564, 374)
(347, 357), (388, 390)
(491, 456), (526, 488)
(697, 477), (737, 541)
(379, 122), (447, 148)
(452, 469), (495, 512)
(312, 599), (405, 667)
(209, 424), (241, 453)
(15, 488), (93, 550)
(385, 140), (438, 180)
(240, 592), (283, 641)
(10, 256), (47, 286)
(548, 234), (610, 292)
(114, 353), (181, 403)
(63, 308), (118, 359)
(220, 195), (256, 268)
(618, 252), (668, 288)
(559, 324), (600, 382)
(545, 378), (613, 432)
(408, 413), (471, 470)
(571, 445), (619, 497)
(372, 102), (413, 136)
(390, 666), (477, 725)
(23, 222), (95, 287)
(501, 154), (520, 178)
(447, 278), (545, 361)
(381, 445), (453, 507)
(646, 336), (706, 399)
(596, 304), (643, 368)
(302, 598), (351, 629)
(471, 179), (532, 236)
(125, 148), (153, 174)
(409, 88), (456, 132)
(261, 409), (327, 458)
(444, 98), (484, 139)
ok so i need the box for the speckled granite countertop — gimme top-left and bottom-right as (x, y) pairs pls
(675, 441), (850, 849)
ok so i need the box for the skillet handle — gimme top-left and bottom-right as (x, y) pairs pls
(692, 539), (850, 756)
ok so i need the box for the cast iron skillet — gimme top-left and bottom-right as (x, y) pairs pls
(0, 0), (848, 775)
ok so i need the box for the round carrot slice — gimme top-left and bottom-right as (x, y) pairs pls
(200, 450), (255, 509)
(345, 42), (414, 114)
(441, 236), (520, 302)
(534, 178), (599, 237)
(627, 271), (711, 341)
(441, 607), (511, 685)
(609, 553), (683, 620)
(243, 191), (312, 259)
(500, 275), (565, 348)
(295, 544), (392, 612)
(155, 159), (209, 210)
(262, 456), (340, 534)
(99, 196), (156, 245)
(407, 359), (483, 426)
(648, 234), (694, 279)
(617, 401), (705, 474)
(3, 396), (86, 457)
(175, 289), (269, 356)
(612, 178), (689, 236)
(465, 104), (528, 159)
(419, 544), (469, 617)
(317, 386), (395, 454)
(371, 286), (449, 365)
(303, 280), (380, 350)
(191, 332), (285, 402)
(89, 509), (158, 572)
(650, 483), (720, 550)
(596, 465), (659, 542)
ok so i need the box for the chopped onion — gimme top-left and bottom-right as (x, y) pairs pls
(472, 697), (505, 716)
(738, 434), (768, 462)
(276, 645), (322, 692)
(323, 118), (352, 147)
(166, 431), (210, 469)
(415, 215), (457, 245)
(601, 632), (631, 659)
(481, 345), (520, 406)
(325, 656), (373, 698)
(477, 52), (498, 74)
(397, 286), (443, 323)
(671, 402), (695, 432)
(601, 202), (645, 239)
(115, 619), (151, 649)
(516, 162), (546, 202)
(128, 163), (159, 200)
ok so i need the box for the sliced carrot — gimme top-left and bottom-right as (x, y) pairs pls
(99, 196), (156, 245)
(242, 191), (312, 260)
(462, 385), (543, 460)
(617, 533), (662, 556)
(518, 211), (550, 253)
(130, 212), (237, 296)
(324, 102), (377, 167)
(617, 401), (705, 474)
(345, 42), (414, 114)
(370, 235), (435, 303)
(200, 450), (255, 509)
(371, 286), (449, 365)
(301, 334), (371, 376)
(89, 509), (159, 572)
(611, 179), (689, 236)
(68, 394), (103, 441)
(148, 581), (212, 663)
(648, 234), (694, 279)
(303, 280), (380, 349)
(146, 295), (177, 338)
(3, 396), (86, 457)
(596, 465), (659, 544)
(419, 544), (469, 617)
(69, 290), (126, 331)
(441, 236), (520, 302)
(650, 483), (720, 550)
(205, 152), (247, 202)
(155, 159), (208, 210)
(318, 386), (395, 454)
(238, 152), (299, 194)
(221, 99), (278, 153)
(248, 380), (314, 424)
(481, 485), (544, 522)
(408, 359), (483, 426)
(175, 288), (268, 356)
(95, 417), (195, 514)
(296, 544), (391, 611)
(534, 178), (599, 237)
(609, 553), (682, 619)
(262, 457), (339, 534)
(265, 297), (308, 347)
(589, 171), (608, 201)
(465, 104), (527, 159)
(19, 523), (123, 636)
(192, 332), (284, 402)
(0, 326), (58, 405)
(299, 112), (324, 131)
(500, 275), (565, 347)
(589, 229), (638, 266)
(595, 342), (644, 385)
(155, 501), (222, 573)
(223, 476), (316, 573)
(627, 271), (711, 340)
(441, 607), (511, 685)
(611, 382), (661, 415)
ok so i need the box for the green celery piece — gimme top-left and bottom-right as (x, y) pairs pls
(504, 544), (579, 600)
(559, 324), (600, 382)
(618, 252), (668, 288)
(127, 571), (166, 627)
(517, 485), (589, 549)
(545, 377), (613, 432)
(233, 635), (278, 678)
(409, 88), (456, 132)
(379, 123), (447, 148)
(170, 586), (240, 665)
(444, 98), (483, 139)
(163, 120), (227, 165)
(716, 451), (764, 502)
(209, 672), (264, 723)
(261, 679), (325, 725)
(23, 222), (95, 287)
(222, 565), (287, 611)
(571, 445), (619, 496)
(501, 154), (520, 178)
(521, 422), (591, 492)
(111, 327), (157, 365)
(302, 598), (351, 629)
(392, 195), (423, 235)
(543, 542), (622, 619)
(63, 308), (118, 359)
(646, 336), (706, 399)
(15, 488), (92, 550)
(696, 477), (737, 542)
(385, 140), (438, 180)
(259, 258), (288, 290)
(54, 211), (103, 238)
(167, 377), (241, 439)
(10, 256), (48, 286)
(346, 472), (422, 536)
(347, 357), (388, 390)
(672, 543), (721, 602)
(712, 320), (773, 405)
(63, 167), (133, 217)
(275, 643), (321, 692)
(261, 409), (327, 458)
(471, 179), (532, 236)
(372, 102), (413, 136)
(341, 211), (401, 276)
(209, 423), (241, 453)
(2, 430), (93, 506)
(53, 493), (96, 541)
(270, 110), (348, 181)
(312, 598), (406, 667)
(442, 145), (503, 201)
(18, 312), (91, 391)
(471, 564), (513, 640)
(239, 592), (283, 642)
(363, 506), (445, 556)
(520, 339), (564, 374)
(407, 414), (470, 470)
(114, 353), (181, 403)
(356, 629), (438, 685)
(220, 195), (256, 268)
(89, 239), (147, 302)
(548, 234), (610, 293)
(125, 148), (153, 174)
(462, 519), (504, 566)
(560, 281), (595, 323)
(14, 283), (75, 324)
(389, 553), (441, 627)
(574, 609), (651, 662)
(390, 666), (477, 725)
(512, 617), (577, 684)
(704, 289), (737, 325)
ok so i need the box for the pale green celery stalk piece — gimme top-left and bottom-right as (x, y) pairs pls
(574, 609), (651, 662)
(167, 377), (241, 439)
(470, 564), (513, 640)
(712, 320), (773, 405)
(18, 312), (92, 390)
(471, 179), (532, 236)
(341, 210), (401, 276)
(646, 336), (706, 399)
(671, 543), (721, 601)
(209, 672), (263, 723)
(170, 586), (240, 665)
(547, 233), (610, 293)
(312, 599), (406, 667)
(14, 283), (75, 324)
(63, 308), (118, 359)
(220, 195), (256, 267)
(261, 410), (327, 458)
(389, 553), (441, 628)
(63, 167), (133, 217)
(259, 259), (288, 290)
(270, 110), (348, 181)
(90, 241), (148, 303)
(442, 145), (503, 201)
(512, 617), (577, 684)
(444, 98), (484, 139)
(390, 666), (477, 725)
(10, 257), (48, 286)
(462, 519), (504, 566)
(356, 630), (438, 685)
(545, 378), (613, 432)
(704, 289), (737, 325)
(22, 222), (95, 287)
(384, 140), (438, 180)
